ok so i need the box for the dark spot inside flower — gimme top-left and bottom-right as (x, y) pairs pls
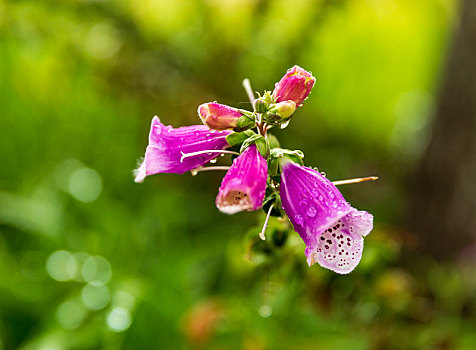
(325, 245), (329, 249)
(320, 236), (325, 241)
(332, 233), (336, 237)
(328, 228), (332, 233)
(326, 240), (332, 244)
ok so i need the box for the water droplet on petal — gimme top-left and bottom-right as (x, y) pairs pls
(294, 214), (303, 226)
(210, 158), (217, 164)
(307, 206), (317, 217)
(320, 172), (326, 177)
(191, 169), (198, 176)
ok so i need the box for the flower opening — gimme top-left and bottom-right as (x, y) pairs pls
(216, 144), (268, 214)
(280, 160), (373, 274)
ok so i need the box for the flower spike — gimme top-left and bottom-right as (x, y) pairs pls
(135, 66), (377, 275)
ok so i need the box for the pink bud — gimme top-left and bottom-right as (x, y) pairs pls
(198, 103), (243, 130)
(272, 66), (316, 107)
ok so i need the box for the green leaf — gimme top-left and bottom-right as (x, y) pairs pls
(226, 130), (256, 147)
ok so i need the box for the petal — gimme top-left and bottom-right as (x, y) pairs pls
(280, 161), (352, 247)
(306, 209), (373, 274)
(216, 144), (268, 214)
(138, 116), (231, 177)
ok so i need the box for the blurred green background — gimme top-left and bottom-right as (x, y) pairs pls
(1, 0), (475, 349)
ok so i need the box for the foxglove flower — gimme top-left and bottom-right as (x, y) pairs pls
(216, 144), (268, 214)
(134, 116), (231, 182)
(273, 65), (316, 107)
(198, 102), (245, 131)
(280, 160), (373, 274)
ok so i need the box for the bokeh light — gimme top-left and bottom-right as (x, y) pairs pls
(56, 300), (87, 330)
(68, 168), (102, 203)
(82, 256), (112, 285)
(46, 250), (77, 282)
(106, 307), (132, 332)
(81, 284), (111, 310)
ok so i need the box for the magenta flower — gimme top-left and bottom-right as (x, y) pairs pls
(198, 102), (243, 130)
(280, 160), (373, 274)
(273, 65), (316, 107)
(134, 116), (232, 182)
(216, 144), (268, 214)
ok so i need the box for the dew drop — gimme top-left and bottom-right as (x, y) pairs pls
(280, 120), (290, 129)
(307, 206), (317, 217)
(191, 169), (198, 176)
(294, 214), (303, 226)
(210, 158), (217, 164)
(320, 171), (326, 177)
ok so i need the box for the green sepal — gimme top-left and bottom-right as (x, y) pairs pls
(253, 99), (268, 113)
(270, 148), (304, 165)
(268, 148), (304, 177)
(226, 130), (256, 147)
(253, 91), (275, 113)
(266, 133), (280, 149)
(234, 114), (255, 132)
(262, 91), (275, 105)
(240, 134), (269, 157)
(237, 109), (255, 119)
(268, 156), (279, 177)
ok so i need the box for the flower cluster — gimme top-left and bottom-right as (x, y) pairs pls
(135, 65), (376, 274)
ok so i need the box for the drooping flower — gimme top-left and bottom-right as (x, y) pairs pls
(273, 65), (316, 107)
(279, 160), (373, 274)
(197, 103), (243, 131)
(216, 144), (268, 214)
(134, 116), (232, 182)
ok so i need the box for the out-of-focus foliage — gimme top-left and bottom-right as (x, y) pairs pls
(1, 0), (475, 349)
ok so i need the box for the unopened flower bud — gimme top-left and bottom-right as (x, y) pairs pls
(198, 103), (242, 130)
(253, 98), (268, 113)
(269, 100), (296, 119)
(273, 65), (316, 107)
